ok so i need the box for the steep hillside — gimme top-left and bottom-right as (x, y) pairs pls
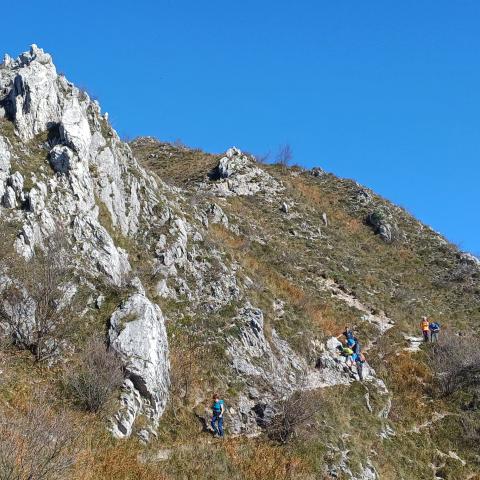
(0, 46), (479, 480)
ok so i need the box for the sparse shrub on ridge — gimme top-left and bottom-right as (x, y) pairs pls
(275, 144), (293, 168)
(266, 390), (321, 444)
(428, 333), (480, 397)
(63, 337), (124, 413)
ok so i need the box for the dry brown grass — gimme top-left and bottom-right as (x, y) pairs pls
(387, 351), (432, 426)
(304, 303), (341, 337)
(209, 223), (250, 251)
(71, 434), (168, 480)
(210, 224), (306, 305)
(0, 394), (78, 480)
(131, 138), (219, 187)
(224, 440), (308, 480)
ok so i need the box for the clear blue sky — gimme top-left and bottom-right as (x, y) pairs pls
(1, 1), (479, 253)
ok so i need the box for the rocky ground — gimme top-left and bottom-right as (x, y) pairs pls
(0, 45), (479, 480)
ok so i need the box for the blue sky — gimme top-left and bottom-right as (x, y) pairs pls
(1, 1), (479, 253)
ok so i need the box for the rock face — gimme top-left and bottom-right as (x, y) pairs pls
(227, 303), (305, 394)
(0, 45), (173, 438)
(0, 137), (12, 202)
(108, 292), (170, 440)
(0, 44), (159, 276)
(0, 45), (60, 141)
(226, 303), (385, 435)
(458, 252), (480, 267)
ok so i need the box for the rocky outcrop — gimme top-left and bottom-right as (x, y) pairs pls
(458, 252), (480, 267)
(0, 45), (61, 141)
(207, 147), (283, 197)
(366, 208), (396, 243)
(205, 203), (229, 226)
(310, 166), (325, 177)
(0, 45), (177, 437)
(108, 291), (170, 440)
(227, 304), (305, 394)
(225, 303), (386, 435)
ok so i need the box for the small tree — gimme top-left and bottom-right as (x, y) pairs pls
(275, 144), (293, 168)
(63, 336), (124, 413)
(0, 234), (78, 362)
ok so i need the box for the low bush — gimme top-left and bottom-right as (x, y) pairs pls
(0, 233), (80, 362)
(266, 390), (321, 444)
(63, 337), (123, 413)
(428, 333), (480, 397)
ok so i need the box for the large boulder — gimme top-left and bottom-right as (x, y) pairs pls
(108, 292), (170, 440)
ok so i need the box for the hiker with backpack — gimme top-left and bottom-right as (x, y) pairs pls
(211, 393), (225, 438)
(336, 332), (367, 380)
(429, 320), (440, 342)
(347, 337), (365, 380)
(420, 316), (430, 342)
(347, 336), (361, 355)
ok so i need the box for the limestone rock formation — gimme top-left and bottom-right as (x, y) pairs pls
(0, 45), (172, 436)
(207, 147), (283, 197)
(108, 292), (170, 440)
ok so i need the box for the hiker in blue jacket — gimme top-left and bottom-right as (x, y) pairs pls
(347, 337), (361, 355)
(429, 321), (440, 343)
(339, 325), (354, 341)
(211, 393), (225, 438)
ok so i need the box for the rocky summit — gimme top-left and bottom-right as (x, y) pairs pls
(0, 46), (479, 480)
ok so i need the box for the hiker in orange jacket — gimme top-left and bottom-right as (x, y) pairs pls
(420, 316), (430, 342)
